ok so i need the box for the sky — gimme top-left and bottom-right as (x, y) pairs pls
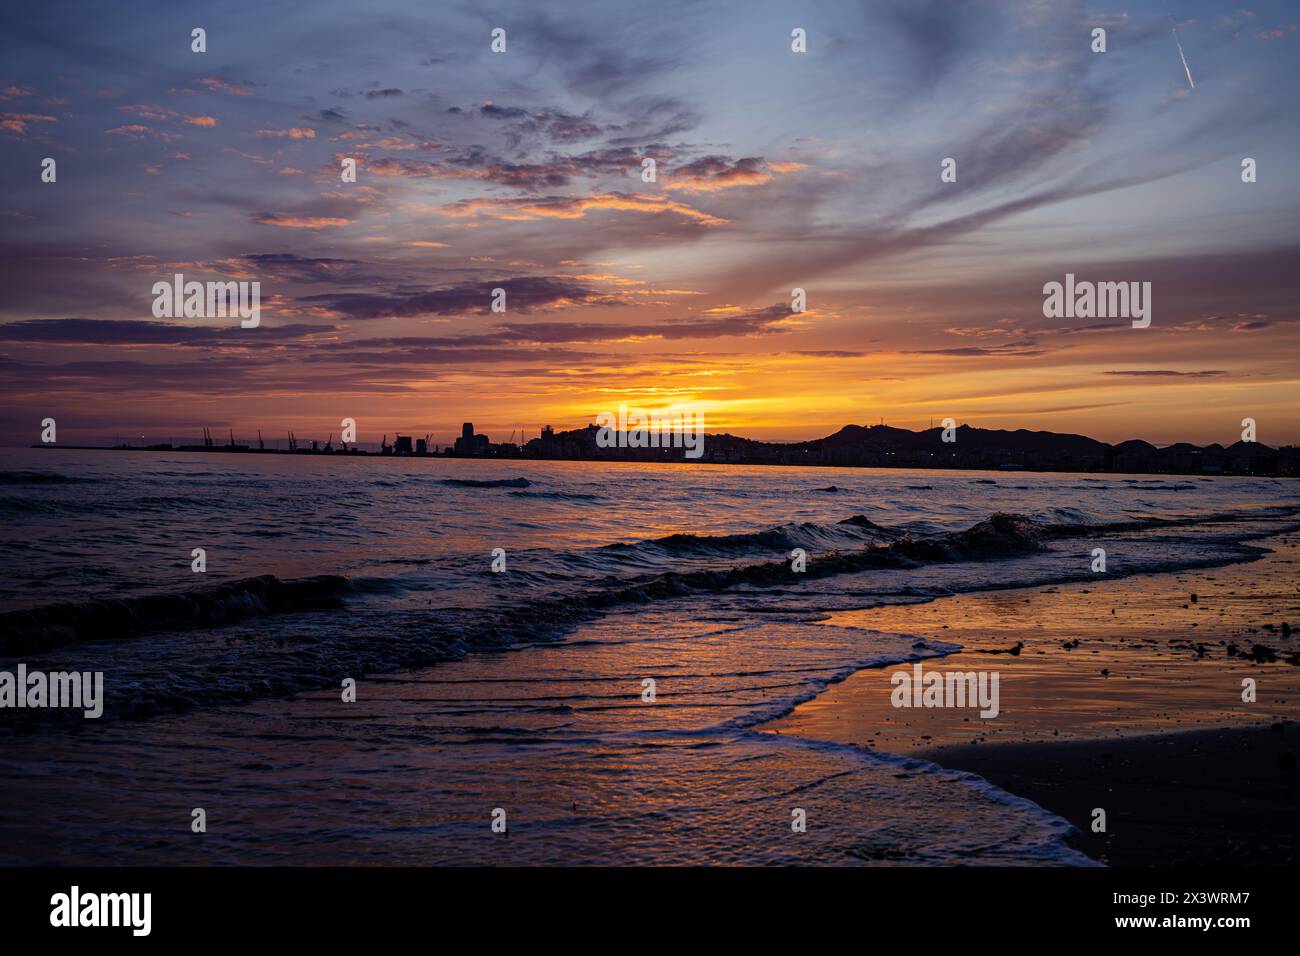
(1, 0), (1298, 448)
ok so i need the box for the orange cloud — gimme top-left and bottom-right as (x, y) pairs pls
(332, 133), (432, 151)
(1, 112), (57, 134)
(119, 103), (176, 120)
(198, 76), (252, 96)
(257, 127), (316, 139)
(435, 192), (728, 226)
(254, 213), (352, 229)
(664, 157), (806, 193)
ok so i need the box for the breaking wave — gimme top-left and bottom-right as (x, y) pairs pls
(0, 574), (353, 655)
(4, 505), (1297, 728)
(0, 470), (99, 485)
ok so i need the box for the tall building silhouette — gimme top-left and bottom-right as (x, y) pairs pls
(454, 422), (489, 455)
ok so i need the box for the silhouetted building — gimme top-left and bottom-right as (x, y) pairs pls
(454, 422), (489, 455)
(394, 435), (413, 455)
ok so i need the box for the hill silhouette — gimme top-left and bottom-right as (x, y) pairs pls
(526, 422), (1295, 476)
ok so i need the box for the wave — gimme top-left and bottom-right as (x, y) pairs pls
(0, 513), (1042, 703)
(602, 514), (905, 559)
(14, 506), (1283, 658)
(0, 574), (353, 656)
(0, 493), (231, 515)
(441, 477), (532, 489)
(507, 490), (601, 501)
(0, 470), (97, 485)
(6, 507), (1297, 728)
(0, 496), (80, 515)
(585, 513), (1047, 606)
(1041, 505), (1300, 538)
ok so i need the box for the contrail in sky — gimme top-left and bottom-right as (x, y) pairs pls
(1171, 20), (1195, 89)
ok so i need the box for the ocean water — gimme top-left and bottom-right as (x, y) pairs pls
(1, 448), (1297, 864)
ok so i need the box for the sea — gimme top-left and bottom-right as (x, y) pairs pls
(1, 447), (1296, 865)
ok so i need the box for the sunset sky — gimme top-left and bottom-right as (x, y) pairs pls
(1, 0), (1297, 448)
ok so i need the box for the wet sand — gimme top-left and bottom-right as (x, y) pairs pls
(764, 532), (1300, 864)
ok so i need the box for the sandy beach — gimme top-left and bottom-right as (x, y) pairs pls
(764, 531), (1300, 865)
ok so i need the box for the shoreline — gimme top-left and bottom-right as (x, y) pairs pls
(762, 532), (1300, 865)
(14, 444), (1298, 479)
